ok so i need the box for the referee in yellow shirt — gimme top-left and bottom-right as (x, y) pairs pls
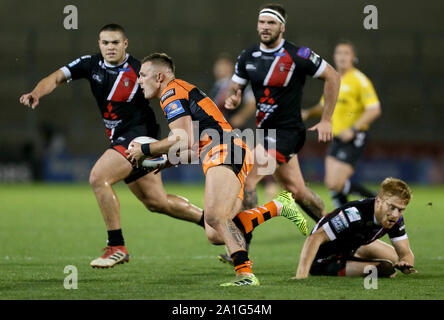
(303, 40), (381, 207)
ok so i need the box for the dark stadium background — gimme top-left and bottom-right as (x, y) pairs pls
(1, 0), (443, 184)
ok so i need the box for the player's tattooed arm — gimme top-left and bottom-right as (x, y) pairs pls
(242, 189), (258, 210)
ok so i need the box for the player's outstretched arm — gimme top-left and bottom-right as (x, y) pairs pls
(392, 238), (417, 274)
(308, 63), (340, 142)
(292, 228), (330, 279)
(19, 69), (67, 109)
(224, 81), (244, 110)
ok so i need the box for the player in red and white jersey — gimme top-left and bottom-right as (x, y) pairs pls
(225, 4), (341, 225)
(19, 24), (204, 268)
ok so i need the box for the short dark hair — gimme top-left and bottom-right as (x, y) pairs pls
(260, 3), (287, 22)
(99, 24), (127, 38)
(141, 53), (175, 73)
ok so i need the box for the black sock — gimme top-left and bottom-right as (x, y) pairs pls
(107, 229), (124, 246)
(231, 250), (250, 268)
(349, 181), (376, 198)
(197, 211), (205, 228)
(330, 191), (348, 208)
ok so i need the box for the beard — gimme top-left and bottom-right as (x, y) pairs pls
(259, 31), (281, 47)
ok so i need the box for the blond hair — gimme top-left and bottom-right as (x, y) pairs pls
(378, 177), (412, 203)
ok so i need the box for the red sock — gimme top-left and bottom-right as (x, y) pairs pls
(235, 200), (282, 234)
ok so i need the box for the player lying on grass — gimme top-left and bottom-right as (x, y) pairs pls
(293, 177), (417, 279)
(126, 53), (308, 286)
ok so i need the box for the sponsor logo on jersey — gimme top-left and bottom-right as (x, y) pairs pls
(309, 51), (321, 67)
(92, 73), (103, 83)
(118, 67), (131, 72)
(331, 212), (349, 233)
(297, 46), (311, 59)
(344, 207), (361, 222)
(274, 52), (286, 57)
(161, 88), (176, 103)
(246, 63), (256, 71)
(165, 100), (185, 120)
(103, 119), (122, 129)
(252, 51), (262, 57)
(117, 136), (126, 141)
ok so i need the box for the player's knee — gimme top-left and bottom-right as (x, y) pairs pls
(204, 212), (224, 229)
(205, 228), (223, 245)
(377, 260), (396, 277)
(89, 171), (106, 190)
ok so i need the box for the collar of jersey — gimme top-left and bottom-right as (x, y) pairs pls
(259, 39), (285, 53)
(103, 53), (129, 68)
(373, 214), (381, 226)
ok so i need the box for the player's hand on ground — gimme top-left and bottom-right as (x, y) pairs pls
(290, 275), (307, 280)
(338, 128), (355, 143)
(224, 89), (242, 110)
(125, 142), (145, 167)
(19, 92), (40, 109)
(308, 119), (333, 142)
(394, 261), (418, 274)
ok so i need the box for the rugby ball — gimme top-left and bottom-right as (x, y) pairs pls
(128, 136), (168, 169)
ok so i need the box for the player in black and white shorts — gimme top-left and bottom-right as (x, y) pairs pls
(225, 3), (341, 223)
(294, 178), (417, 278)
(20, 24), (204, 268)
(327, 130), (367, 168)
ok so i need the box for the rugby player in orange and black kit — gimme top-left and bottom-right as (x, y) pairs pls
(127, 53), (308, 286)
(20, 24), (204, 269)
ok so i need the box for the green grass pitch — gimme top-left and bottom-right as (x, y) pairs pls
(1, 182), (443, 300)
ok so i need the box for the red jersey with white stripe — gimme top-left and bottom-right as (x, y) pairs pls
(60, 53), (158, 142)
(232, 39), (326, 130)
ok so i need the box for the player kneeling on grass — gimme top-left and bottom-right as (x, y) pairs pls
(293, 177), (417, 279)
(126, 53), (308, 286)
